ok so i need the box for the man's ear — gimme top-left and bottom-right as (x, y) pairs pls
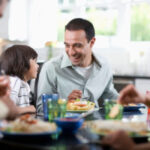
(90, 37), (96, 48)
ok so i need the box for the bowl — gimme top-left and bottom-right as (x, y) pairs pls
(54, 115), (84, 134)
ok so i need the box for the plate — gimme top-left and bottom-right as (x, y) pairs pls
(0, 127), (61, 139)
(85, 120), (150, 139)
(90, 128), (150, 138)
(67, 107), (100, 113)
(124, 104), (145, 111)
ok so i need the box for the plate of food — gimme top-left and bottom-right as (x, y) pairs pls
(0, 114), (61, 139)
(66, 99), (96, 113)
(85, 120), (150, 138)
(123, 103), (146, 111)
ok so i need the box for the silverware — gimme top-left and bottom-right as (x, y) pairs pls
(80, 107), (100, 118)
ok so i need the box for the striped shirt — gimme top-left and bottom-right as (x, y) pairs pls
(10, 76), (30, 107)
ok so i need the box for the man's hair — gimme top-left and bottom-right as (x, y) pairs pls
(0, 45), (38, 80)
(65, 18), (95, 42)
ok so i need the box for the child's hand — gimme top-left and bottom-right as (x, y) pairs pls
(27, 105), (36, 113)
(17, 105), (36, 114)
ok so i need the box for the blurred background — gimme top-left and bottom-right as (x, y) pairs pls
(1, 0), (150, 93)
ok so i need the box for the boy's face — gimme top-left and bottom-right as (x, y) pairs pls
(0, 0), (8, 18)
(24, 59), (39, 81)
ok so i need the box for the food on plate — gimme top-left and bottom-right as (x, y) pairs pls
(128, 103), (137, 106)
(67, 99), (95, 111)
(1, 114), (57, 133)
(86, 120), (148, 136)
(124, 103), (137, 106)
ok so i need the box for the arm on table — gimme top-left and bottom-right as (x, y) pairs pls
(17, 105), (36, 115)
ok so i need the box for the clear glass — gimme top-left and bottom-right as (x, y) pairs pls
(48, 98), (67, 122)
(58, 99), (67, 118)
(104, 99), (123, 120)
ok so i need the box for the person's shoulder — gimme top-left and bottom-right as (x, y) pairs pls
(10, 76), (21, 83)
(44, 55), (63, 66)
(41, 54), (64, 72)
(93, 52), (110, 67)
(9, 76), (22, 88)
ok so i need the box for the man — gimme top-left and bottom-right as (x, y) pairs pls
(0, 0), (18, 119)
(36, 18), (118, 113)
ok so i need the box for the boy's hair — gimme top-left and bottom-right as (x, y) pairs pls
(0, 45), (38, 80)
(65, 18), (95, 42)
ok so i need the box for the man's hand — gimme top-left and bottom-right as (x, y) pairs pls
(102, 130), (135, 150)
(118, 84), (145, 105)
(0, 76), (10, 96)
(68, 90), (82, 100)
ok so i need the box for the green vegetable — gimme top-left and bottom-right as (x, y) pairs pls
(75, 98), (80, 101)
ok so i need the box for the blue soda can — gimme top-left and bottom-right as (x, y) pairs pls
(42, 94), (52, 120)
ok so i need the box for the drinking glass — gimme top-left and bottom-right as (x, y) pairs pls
(104, 99), (123, 120)
(58, 99), (67, 118)
(48, 98), (67, 122)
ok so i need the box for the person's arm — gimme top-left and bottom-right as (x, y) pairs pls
(17, 105), (36, 114)
(102, 130), (150, 150)
(0, 95), (19, 120)
(118, 84), (150, 107)
(0, 100), (9, 119)
(102, 130), (135, 150)
(0, 75), (10, 96)
(36, 62), (57, 114)
(134, 143), (150, 150)
(0, 76), (19, 120)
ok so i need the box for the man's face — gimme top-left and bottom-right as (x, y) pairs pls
(64, 29), (95, 67)
(0, 0), (7, 18)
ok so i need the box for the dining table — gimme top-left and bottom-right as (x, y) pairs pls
(0, 106), (149, 150)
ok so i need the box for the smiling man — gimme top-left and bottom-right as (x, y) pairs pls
(37, 18), (118, 113)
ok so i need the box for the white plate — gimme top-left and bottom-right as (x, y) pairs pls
(0, 127), (61, 138)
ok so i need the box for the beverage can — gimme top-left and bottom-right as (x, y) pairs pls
(42, 94), (52, 120)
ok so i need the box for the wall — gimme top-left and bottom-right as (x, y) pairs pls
(37, 47), (150, 77)
(0, 3), (10, 39)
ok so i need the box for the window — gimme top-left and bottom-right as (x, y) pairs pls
(131, 2), (150, 41)
(8, 0), (150, 48)
(86, 7), (117, 36)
